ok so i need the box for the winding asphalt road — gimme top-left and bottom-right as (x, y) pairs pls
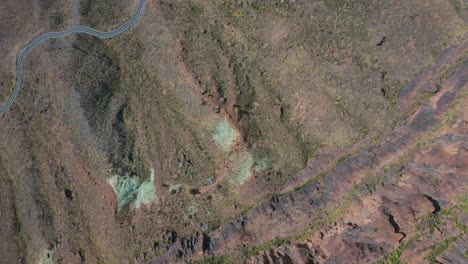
(0, 0), (147, 115)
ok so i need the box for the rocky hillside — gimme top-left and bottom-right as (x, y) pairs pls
(0, 0), (466, 263)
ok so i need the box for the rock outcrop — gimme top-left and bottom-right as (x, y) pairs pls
(150, 44), (468, 263)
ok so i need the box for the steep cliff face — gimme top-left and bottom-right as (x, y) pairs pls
(0, 0), (466, 263)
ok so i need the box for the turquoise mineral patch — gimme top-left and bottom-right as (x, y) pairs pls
(212, 119), (239, 151)
(108, 175), (138, 210)
(108, 168), (157, 210)
(229, 152), (254, 185)
(134, 168), (157, 209)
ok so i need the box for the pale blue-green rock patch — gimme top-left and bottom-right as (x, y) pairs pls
(229, 152), (254, 185)
(187, 205), (198, 217)
(169, 183), (182, 194)
(134, 168), (157, 209)
(108, 175), (138, 210)
(108, 168), (157, 210)
(212, 119), (239, 151)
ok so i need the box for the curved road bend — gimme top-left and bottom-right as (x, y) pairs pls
(0, 0), (147, 115)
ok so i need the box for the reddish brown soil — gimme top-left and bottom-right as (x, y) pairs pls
(0, 1), (466, 263)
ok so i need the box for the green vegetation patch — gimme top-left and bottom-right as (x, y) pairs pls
(36, 247), (57, 264)
(212, 119), (239, 151)
(253, 158), (272, 173)
(242, 238), (289, 258)
(425, 237), (457, 263)
(375, 236), (416, 264)
(193, 254), (240, 264)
